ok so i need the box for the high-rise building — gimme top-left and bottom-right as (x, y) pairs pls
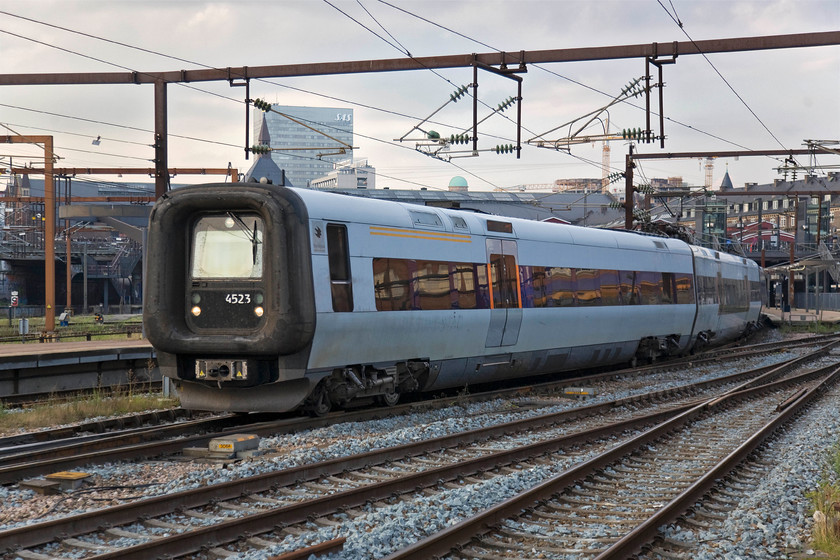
(254, 105), (354, 188)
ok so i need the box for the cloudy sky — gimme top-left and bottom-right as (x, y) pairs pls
(0, 0), (837, 193)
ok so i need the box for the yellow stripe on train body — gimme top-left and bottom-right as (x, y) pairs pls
(369, 226), (472, 243)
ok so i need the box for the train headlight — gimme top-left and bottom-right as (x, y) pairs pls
(191, 306), (202, 317)
(254, 306), (264, 317)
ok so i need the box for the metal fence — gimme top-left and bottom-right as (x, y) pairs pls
(793, 292), (840, 312)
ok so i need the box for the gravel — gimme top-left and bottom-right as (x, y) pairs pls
(1, 335), (838, 560)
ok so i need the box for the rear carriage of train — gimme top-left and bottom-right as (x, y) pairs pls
(689, 246), (764, 346)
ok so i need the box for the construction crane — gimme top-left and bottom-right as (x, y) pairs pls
(704, 157), (715, 189)
(602, 116), (612, 190)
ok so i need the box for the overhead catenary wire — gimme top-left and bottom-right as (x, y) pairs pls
(0, 5), (644, 187)
(0, 10), (510, 189)
(382, 0), (798, 171)
(0, 5), (816, 193)
(322, 0), (526, 190)
(655, 0), (792, 154)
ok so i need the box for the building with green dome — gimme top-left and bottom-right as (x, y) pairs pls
(448, 176), (468, 192)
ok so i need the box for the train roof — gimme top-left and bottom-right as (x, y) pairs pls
(288, 187), (692, 256)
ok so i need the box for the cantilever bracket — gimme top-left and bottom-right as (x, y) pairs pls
(471, 54), (525, 158)
(645, 42), (678, 149)
(229, 74), (251, 160)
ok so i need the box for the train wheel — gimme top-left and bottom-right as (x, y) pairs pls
(305, 384), (332, 417)
(377, 389), (400, 407)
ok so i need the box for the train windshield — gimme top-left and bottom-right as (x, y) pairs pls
(191, 213), (264, 279)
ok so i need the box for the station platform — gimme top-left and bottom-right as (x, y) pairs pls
(0, 338), (157, 400)
(762, 306), (840, 326)
(0, 338), (152, 366)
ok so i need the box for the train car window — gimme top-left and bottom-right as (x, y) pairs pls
(575, 269), (601, 307)
(327, 224), (353, 312)
(697, 275), (719, 305)
(414, 261), (451, 310)
(638, 271), (663, 305)
(488, 253), (520, 309)
(619, 270), (640, 305)
(190, 214), (263, 279)
(520, 266), (543, 308)
(374, 258), (694, 312)
(373, 258), (412, 311)
(546, 267), (575, 307)
(600, 270), (621, 305)
(452, 264), (478, 309)
(474, 263), (491, 309)
(661, 272), (676, 304)
(675, 273), (695, 304)
(373, 258), (482, 311)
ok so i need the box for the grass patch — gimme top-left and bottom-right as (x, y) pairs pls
(779, 322), (840, 335)
(0, 314), (143, 342)
(0, 389), (178, 433)
(809, 442), (840, 556)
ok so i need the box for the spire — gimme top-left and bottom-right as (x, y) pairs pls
(257, 114), (271, 159)
(720, 164), (733, 191)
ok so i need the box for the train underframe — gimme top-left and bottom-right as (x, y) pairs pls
(168, 322), (762, 415)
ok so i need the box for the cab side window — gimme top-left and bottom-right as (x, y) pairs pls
(327, 224), (353, 312)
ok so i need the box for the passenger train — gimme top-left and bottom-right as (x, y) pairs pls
(143, 183), (766, 414)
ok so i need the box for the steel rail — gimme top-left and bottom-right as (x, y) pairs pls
(0, 412), (249, 462)
(11, 402), (691, 559)
(594, 364), (840, 559)
(381, 361), (840, 559)
(0, 396), (690, 552)
(0, 407), (192, 450)
(1, 353), (834, 555)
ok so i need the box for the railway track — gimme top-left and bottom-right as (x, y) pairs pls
(0, 335), (828, 486)
(0, 330), (824, 449)
(0, 339), (836, 559)
(386, 365), (840, 560)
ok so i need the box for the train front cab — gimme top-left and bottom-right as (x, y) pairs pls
(143, 183), (317, 412)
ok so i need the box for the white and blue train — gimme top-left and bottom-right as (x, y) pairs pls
(143, 183), (766, 414)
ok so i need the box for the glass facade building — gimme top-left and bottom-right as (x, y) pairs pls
(254, 105), (354, 188)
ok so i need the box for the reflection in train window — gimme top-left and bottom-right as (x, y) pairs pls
(374, 257), (697, 312)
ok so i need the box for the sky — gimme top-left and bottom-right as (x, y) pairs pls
(0, 0), (838, 194)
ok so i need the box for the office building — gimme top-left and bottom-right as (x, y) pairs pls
(254, 104), (353, 188)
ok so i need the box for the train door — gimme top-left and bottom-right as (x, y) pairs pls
(485, 239), (522, 347)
